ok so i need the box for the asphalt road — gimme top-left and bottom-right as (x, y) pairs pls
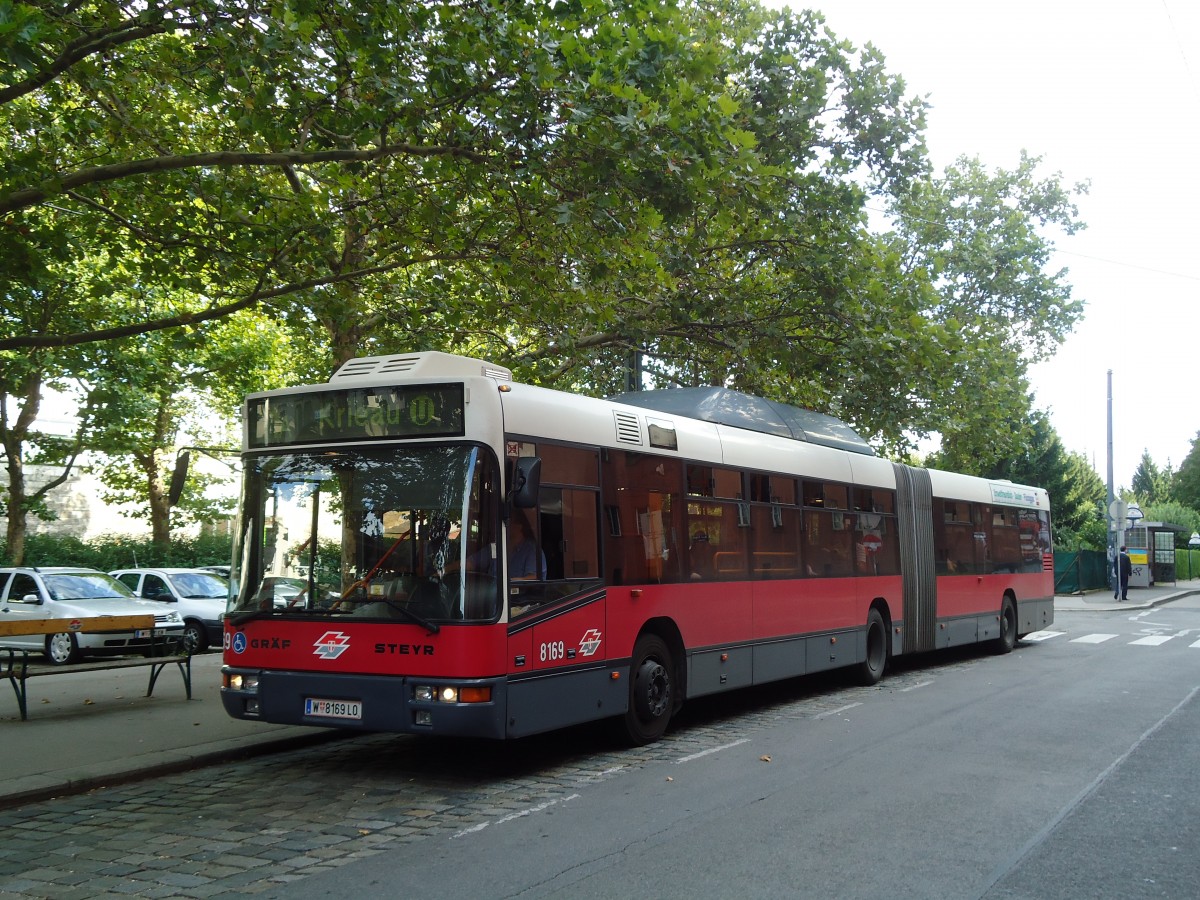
(1, 596), (1198, 899)
(263, 599), (1200, 900)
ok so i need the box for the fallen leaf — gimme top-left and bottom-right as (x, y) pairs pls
(760, 755), (772, 763)
(665, 776), (673, 782)
(84, 699), (94, 705)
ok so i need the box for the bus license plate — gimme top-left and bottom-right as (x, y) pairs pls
(304, 697), (362, 720)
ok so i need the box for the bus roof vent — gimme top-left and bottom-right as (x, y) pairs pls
(613, 410), (642, 445)
(331, 352), (513, 382)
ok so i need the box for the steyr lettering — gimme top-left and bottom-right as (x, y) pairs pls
(374, 643), (436, 655)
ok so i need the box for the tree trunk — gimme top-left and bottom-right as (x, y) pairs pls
(1, 368), (42, 565)
(146, 397), (176, 548)
(3, 450), (28, 565)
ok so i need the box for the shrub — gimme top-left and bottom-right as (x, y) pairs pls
(4, 532), (234, 571)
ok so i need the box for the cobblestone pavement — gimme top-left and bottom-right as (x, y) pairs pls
(0, 651), (988, 899)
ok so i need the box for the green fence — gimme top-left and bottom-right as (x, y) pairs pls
(1178, 549), (1200, 581)
(1055, 548), (1200, 592)
(1053, 550), (1110, 594)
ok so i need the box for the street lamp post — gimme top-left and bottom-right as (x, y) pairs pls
(1126, 503), (1144, 530)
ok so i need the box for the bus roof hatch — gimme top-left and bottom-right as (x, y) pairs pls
(610, 387), (875, 456)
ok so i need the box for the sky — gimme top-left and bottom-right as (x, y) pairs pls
(780, 0), (1200, 491)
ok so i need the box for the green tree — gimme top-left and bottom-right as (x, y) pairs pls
(3, 1), (1090, 497)
(0, 244), (137, 563)
(1142, 501), (1200, 545)
(885, 152), (1087, 466)
(84, 311), (285, 546)
(1173, 431), (1200, 511)
(1131, 449), (1172, 504)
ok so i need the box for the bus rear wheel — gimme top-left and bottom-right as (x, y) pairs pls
(855, 608), (887, 686)
(995, 597), (1017, 654)
(623, 634), (674, 745)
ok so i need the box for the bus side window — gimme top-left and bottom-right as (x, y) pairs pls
(602, 450), (684, 585)
(539, 487), (600, 580)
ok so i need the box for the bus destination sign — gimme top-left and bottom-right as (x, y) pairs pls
(248, 384), (465, 448)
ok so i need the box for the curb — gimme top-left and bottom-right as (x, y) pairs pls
(1055, 588), (1200, 613)
(0, 728), (349, 811)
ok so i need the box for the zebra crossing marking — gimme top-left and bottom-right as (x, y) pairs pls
(1020, 630), (1062, 642)
(1129, 635), (1174, 646)
(1021, 631), (1200, 647)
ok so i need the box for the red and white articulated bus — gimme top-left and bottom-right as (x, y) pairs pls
(221, 352), (1054, 744)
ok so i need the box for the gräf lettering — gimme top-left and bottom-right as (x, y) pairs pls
(373, 643), (436, 655)
(250, 637), (292, 650)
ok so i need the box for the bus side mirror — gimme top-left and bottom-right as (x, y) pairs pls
(512, 457), (541, 509)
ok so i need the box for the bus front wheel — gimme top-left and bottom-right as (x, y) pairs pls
(623, 634), (674, 745)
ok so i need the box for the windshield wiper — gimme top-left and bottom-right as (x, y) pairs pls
(230, 600), (441, 634)
(378, 599), (441, 634)
(228, 608), (276, 627)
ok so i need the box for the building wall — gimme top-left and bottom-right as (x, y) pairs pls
(1, 461), (142, 541)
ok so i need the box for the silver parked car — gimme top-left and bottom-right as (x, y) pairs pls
(110, 568), (230, 653)
(0, 567), (185, 665)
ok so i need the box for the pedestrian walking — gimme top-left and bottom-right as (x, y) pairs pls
(1114, 546), (1132, 600)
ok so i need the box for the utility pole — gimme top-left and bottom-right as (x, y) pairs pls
(1106, 370), (1117, 591)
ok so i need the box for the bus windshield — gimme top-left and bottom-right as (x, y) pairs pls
(229, 444), (502, 625)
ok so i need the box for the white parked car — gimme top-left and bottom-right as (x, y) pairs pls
(110, 568), (230, 653)
(0, 567), (185, 665)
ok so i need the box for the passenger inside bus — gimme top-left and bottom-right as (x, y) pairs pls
(461, 515), (546, 581)
(508, 516), (547, 580)
(688, 531), (715, 581)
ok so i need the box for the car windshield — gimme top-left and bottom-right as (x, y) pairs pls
(167, 572), (229, 600)
(44, 572), (136, 601)
(230, 444), (502, 624)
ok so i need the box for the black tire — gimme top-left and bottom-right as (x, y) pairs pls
(45, 632), (81, 666)
(995, 597), (1017, 654)
(623, 634), (675, 745)
(855, 608), (888, 685)
(183, 620), (207, 654)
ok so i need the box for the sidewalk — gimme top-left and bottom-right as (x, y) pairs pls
(5, 580), (1200, 809)
(1053, 577), (1200, 612)
(1, 652), (342, 809)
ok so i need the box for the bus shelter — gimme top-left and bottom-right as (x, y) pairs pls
(1125, 522), (1186, 586)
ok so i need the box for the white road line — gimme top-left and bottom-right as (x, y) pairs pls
(1191, 639), (1200, 648)
(452, 793), (581, 839)
(1129, 635), (1174, 646)
(1021, 631), (1063, 642)
(813, 702), (863, 720)
(576, 765), (627, 784)
(900, 680), (934, 692)
(676, 738), (751, 764)
(1070, 634), (1117, 644)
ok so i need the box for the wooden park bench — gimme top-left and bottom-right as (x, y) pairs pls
(0, 615), (192, 720)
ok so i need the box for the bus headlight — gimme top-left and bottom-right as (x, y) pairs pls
(413, 684), (492, 704)
(225, 673), (259, 692)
